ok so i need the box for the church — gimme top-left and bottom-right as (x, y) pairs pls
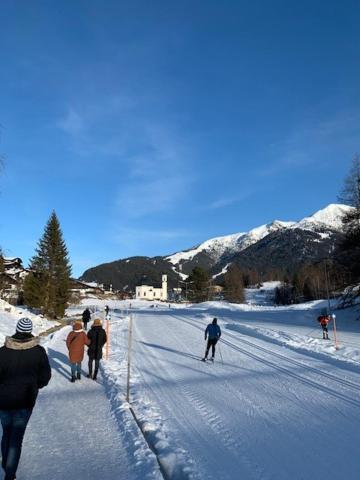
(135, 274), (168, 301)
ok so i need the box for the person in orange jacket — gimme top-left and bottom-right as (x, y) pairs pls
(317, 314), (331, 340)
(66, 321), (90, 382)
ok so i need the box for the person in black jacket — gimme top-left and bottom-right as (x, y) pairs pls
(82, 308), (91, 331)
(87, 319), (107, 381)
(0, 317), (51, 480)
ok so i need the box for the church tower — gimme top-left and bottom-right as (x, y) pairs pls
(162, 274), (168, 300)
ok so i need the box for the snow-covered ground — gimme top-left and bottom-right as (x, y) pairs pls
(19, 327), (162, 480)
(0, 299), (58, 344)
(102, 304), (360, 479)
(1, 296), (360, 479)
(245, 281), (281, 306)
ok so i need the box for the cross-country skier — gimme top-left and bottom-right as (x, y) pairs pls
(0, 318), (51, 480)
(317, 314), (331, 340)
(82, 307), (91, 331)
(202, 318), (221, 361)
(87, 319), (107, 381)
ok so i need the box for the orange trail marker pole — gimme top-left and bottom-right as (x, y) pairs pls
(332, 314), (339, 351)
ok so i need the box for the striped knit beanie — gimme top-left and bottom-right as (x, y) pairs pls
(16, 317), (33, 333)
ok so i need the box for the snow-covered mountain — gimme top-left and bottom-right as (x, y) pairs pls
(81, 204), (352, 290)
(293, 203), (351, 232)
(165, 204), (352, 270)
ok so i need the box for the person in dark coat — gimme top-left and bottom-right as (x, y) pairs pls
(87, 319), (107, 381)
(82, 308), (91, 331)
(202, 318), (221, 362)
(0, 317), (51, 480)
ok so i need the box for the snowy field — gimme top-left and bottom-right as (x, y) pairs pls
(1, 295), (360, 479)
(102, 302), (360, 480)
(0, 299), (58, 344)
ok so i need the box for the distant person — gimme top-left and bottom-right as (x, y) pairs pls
(0, 317), (51, 480)
(82, 307), (91, 331)
(66, 321), (90, 382)
(87, 319), (107, 381)
(105, 305), (110, 319)
(317, 314), (331, 340)
(202, 318), (222, 361)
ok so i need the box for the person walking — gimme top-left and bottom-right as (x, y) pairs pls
(87, 319), (107, 381)
(202, 318), (221, 362)
(317, 313), (331, 340)
(66, 321), (90, 382)
(0, 317), (51, 480)
(82, 308), (91, 331)
(104, 305), (110, 319)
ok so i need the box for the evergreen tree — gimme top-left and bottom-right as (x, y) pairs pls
(24, 211), (72, 317)
(186, 266), (210, 303)
(337, 154), (360, 282)
(291, 272), (302, 302)
(274, 283), (294, 305)
(0, 250), (5, 296)
(303, 278), (314, 301)
(224, 264), (245, 303)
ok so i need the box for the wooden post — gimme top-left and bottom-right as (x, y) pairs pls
(126, 314), (133, 403)
(105, 317), (110, 360)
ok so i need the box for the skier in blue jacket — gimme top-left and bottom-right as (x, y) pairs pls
(202, 318), (221, 361)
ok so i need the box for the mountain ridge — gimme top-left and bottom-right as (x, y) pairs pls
(80, 203), (352, 291)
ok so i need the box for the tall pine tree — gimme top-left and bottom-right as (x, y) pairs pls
(0, 250), (5, 296)
(224, 264), (245, 303)
(186, 266), (210, 303)
(24, 211), (72, 317)
(337, 154), (360, 282)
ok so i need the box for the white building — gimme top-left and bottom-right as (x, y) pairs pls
(136, 274), (168, 301)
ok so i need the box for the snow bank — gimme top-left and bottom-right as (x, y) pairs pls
(101, 314), (198, 480)
(226, 322), (360, 368)
(0, 299), (59, 344)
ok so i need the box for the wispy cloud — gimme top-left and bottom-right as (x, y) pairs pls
(118, 175), (191, 217)
(117, 123), (195, 218)
(57, 108), (84, 135)
(208, 197), (239, 209)
(56, 92), (196, 218)
(204, 187), (260, 211)
(258, 109), (360, 177)
(110, 226), (194, 257)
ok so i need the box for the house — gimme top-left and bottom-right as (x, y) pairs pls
(136, 274), (168, 301)
(0, 257), (30, 305)
(70, 280), (105, 296)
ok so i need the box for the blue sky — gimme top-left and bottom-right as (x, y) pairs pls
(0, 1), (359, 277)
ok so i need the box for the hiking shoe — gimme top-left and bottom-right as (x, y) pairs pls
(77, 373), (81, 380)
(71, 376), (76, 383)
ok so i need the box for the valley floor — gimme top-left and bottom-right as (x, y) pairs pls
(1, 299), (360, 479)
(106, 308), (360, 480)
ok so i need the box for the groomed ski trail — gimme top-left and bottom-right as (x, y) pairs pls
(17, 327), (162, 480)
(126, 311), (360, 480)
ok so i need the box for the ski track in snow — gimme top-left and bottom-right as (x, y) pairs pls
(3, 299), (360, 480)
(17, 327), (161, 480)
(110, 310), (360, 480)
